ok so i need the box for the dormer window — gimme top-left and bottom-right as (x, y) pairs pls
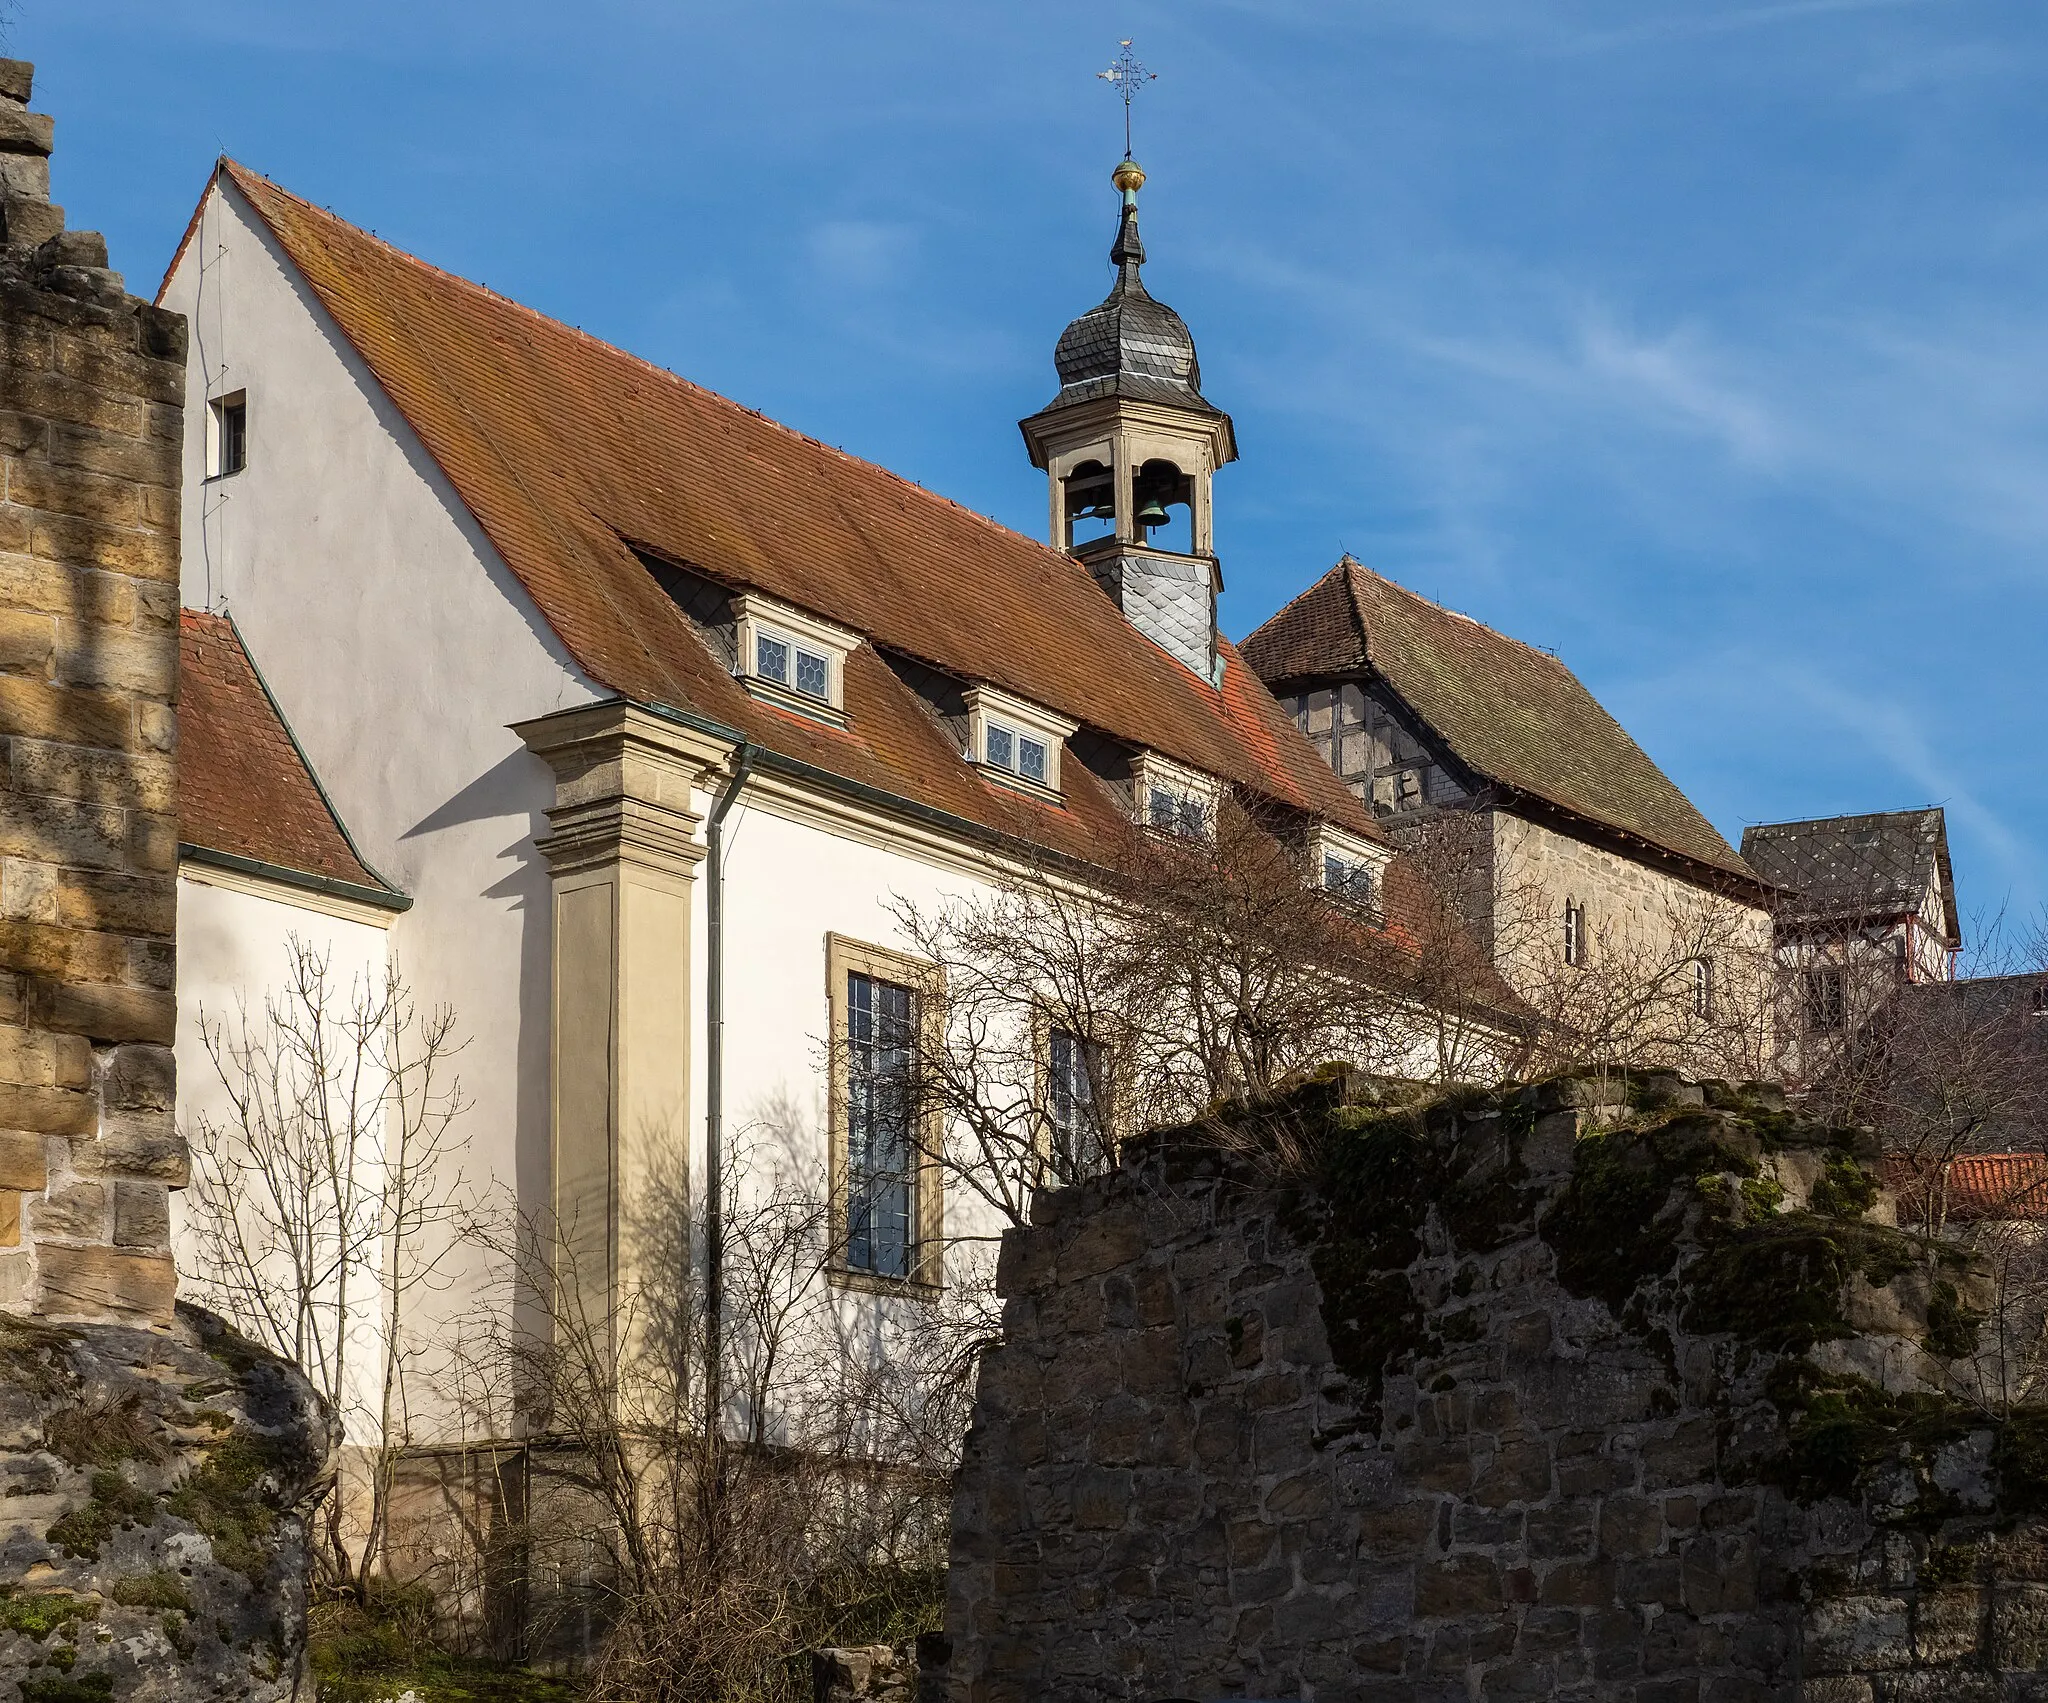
(733, 594), (856, 727)
(964, 687), (1077, 800)
(1133, 752), (1222, 840)
(1309, 823), (1387, 915)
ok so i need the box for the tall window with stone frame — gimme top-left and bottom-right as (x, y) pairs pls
(1692, 957), (1714, 1021)
(845, 971), (917, 1279)
(1046, 1027), (1105, 1181)
(827, 934), (943, 1290)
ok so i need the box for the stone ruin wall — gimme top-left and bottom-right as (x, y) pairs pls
(0, 55), (184, 1326)
(940, 1068), (2048, 1702)
(0, 60), (333, 1701)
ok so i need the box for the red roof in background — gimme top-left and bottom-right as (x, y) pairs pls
(179, 611), (394, 896)
(190, 163), (1382, 867)
(1883, 1153), (2048, 1223)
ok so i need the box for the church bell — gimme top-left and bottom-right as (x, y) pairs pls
(1133, 494), (1171, 529)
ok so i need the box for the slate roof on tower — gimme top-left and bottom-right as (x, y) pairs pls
(1241, 557), (1757, 887)
(167, 163), (1375, 868)
(1741, 809), (1957, 941)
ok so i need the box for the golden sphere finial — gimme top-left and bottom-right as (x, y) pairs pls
(1112, 159), (1146, 195)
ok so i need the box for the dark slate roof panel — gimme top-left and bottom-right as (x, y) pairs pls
(1741, 808), (1955, 938)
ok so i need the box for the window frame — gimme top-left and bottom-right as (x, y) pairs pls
(825, 933), (945, 1295)
(1692, 956), (1714, 1021)
(733, 594), (857, 727)
(1308, 823), (1387, 918)
(964, 686), (1076, 800)
(1132, 751), (1222, 841)
(1563, 899), (1585, 967)
(206, 390), (248, 481)
(1804, 965), (1846, 1035)
(1043, 1023), (1108, 1182)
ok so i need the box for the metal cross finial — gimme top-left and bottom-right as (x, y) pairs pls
(1098, 39), (1155, 160)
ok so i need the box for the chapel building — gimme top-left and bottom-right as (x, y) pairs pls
(158, 155), (1449, 1438)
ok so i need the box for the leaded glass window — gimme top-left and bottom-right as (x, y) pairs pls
(986, 724), (1013, 770)
(1018, 736), (1047, 784)
(846, 971), (917, 1279)
(755, 632), (790, 686)
(794, 647), (829, 699)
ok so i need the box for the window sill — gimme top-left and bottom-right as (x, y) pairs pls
(203, 469), (246, 484)
(741, 674), (848, 729)
(975, 763), (1063, 807)
(826, 1262), (942, 1301)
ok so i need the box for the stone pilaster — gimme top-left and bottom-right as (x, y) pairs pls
(514, 701), (723, 1374)
(0, 58), (184, 1323)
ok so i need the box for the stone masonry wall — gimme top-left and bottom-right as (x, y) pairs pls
(0, 58), (184, 1324)
(941, 1069), (2048, 1702)
(0, 59), (336, 1702)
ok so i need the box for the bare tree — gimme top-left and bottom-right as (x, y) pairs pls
(182, 938), (473, 1601)
(449, 1125), (957, 1703)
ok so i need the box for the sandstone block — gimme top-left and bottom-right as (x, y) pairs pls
(50, 865), (174, 936)
(31, 510), (175, 580)
(1417, 1556), (1502, 1617)
(0, 1023), (87, 1088)
(0, 1188), (15, 1246)
(111, 1177), (167, 1247)
(79, 1106), (185, 1184)
(0, 673), (128, 746)
(126, 809), (177, 872)
(0, 152), (49, 200)
(0, 59), (32, 101)
(27, 1172), (105, 1240)
(103, 1043), (173, 1111)
(0, 603), (52, 670)
(7, 455), (141, 524)
(0, 365), (143, 436)
(0, 195), (62, 250)
(11, 735), (173, 811)
(0, 104), (52, 155)
(52, 619), (175, 696)
(0, 790), (126, 870)
(34, 1242), (174, 1321)
(31, 976), (173, 1043)
(51, 328), (187, 405)
(50, 419), (177, 487)
(0, 1078), (95, 1135)
(0, 547), (76, 614)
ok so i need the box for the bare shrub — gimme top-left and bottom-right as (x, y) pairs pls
(182, 938), (473, 1602)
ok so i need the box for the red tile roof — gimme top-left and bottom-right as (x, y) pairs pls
(178, 610), (395, 897)
(1243, 559), (1755, 886)
(193, 163), (1381, 867)
(1883, 1153), (2048, 1224)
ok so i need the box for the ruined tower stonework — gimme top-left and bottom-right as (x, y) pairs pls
(943, 1071), (2048, 1702)
(0, 58), (183, 1323)
(0, 62), (332, 1699)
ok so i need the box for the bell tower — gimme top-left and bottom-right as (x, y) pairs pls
(1020, 158), (1238, 684)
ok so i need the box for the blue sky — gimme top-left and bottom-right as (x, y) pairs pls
(26, 0), (2048, 934)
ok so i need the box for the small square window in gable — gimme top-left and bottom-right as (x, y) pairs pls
(1132, 751), (1222, 841)
(965, 686), (1077, 802)
(732, 593), (859, 728)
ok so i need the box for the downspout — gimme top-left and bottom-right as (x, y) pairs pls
(703, 742), (755, 1445)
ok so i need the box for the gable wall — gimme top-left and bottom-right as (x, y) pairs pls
(159, 180), (602, 1339)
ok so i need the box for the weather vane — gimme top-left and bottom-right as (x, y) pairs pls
(1098, 39), (1155, 160)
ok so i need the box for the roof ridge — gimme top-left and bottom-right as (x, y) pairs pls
(1342, 556), (1575, 679)
(216, 160), (1085, 580)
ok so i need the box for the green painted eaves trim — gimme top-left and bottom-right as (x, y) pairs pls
(178, 843), (413, 913)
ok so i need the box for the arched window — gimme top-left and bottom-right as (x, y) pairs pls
(1061, 460), (1115, 547)
(1692, 957), (1714, 1020)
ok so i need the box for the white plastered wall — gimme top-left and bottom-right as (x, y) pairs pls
(172, 872), (395, 1442)
(161, 180), (603, 1382)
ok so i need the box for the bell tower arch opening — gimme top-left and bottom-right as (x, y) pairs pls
(1020, 158), (1238, 684)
